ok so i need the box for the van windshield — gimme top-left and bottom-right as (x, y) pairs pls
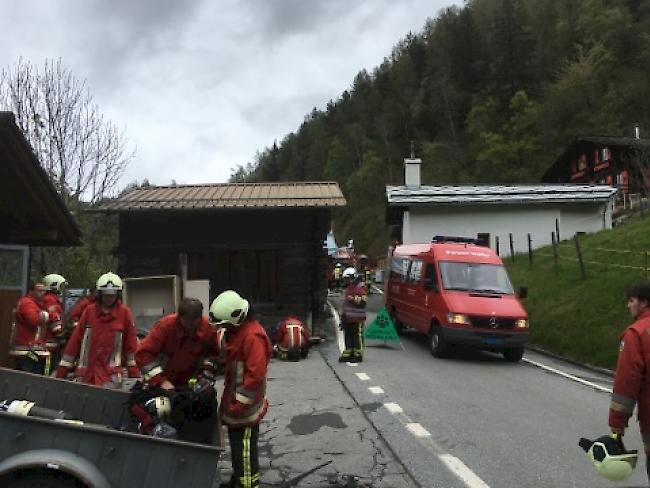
(439, 261), (514, 294)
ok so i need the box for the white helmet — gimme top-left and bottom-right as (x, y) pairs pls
(96, 272), (123, 294)
(209, 290), (249, 327)
(579, 435), (638, 482)
(342, 267), (357, 279)
(43, 274), (67, 292)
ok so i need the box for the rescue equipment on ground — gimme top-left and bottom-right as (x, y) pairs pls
(579, 434), (638, 482)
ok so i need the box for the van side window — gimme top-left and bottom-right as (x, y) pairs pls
(423, 263), (437, 291)
(407, 260), (422, 283)
(390, 257), (408, 282)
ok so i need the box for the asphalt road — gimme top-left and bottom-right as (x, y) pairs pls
(326, 290), (647, 488)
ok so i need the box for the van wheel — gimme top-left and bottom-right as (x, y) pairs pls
(429, 326), (449, 358)
(503, 347), (524, 362)
(389, 310), (405, 335)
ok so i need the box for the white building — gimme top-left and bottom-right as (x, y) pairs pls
(385, 158), (617, 256)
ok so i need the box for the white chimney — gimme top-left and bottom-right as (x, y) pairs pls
(635, 124), (641, 139)
(404, 158), (422, 189)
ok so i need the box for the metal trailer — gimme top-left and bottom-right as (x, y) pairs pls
(0, 368), (222, 488)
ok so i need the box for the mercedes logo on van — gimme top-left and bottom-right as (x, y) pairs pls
(489, 316), (499, 329)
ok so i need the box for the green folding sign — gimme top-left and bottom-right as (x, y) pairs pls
(364, 306), (400, 342)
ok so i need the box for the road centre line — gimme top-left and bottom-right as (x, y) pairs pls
(356, 372), (370, 381)
(346, 362), (359, 367)
(383, 402), (403, 414)
(369, 386), (384, 394)
(523, 357), (612, 394)
(406, 422), (431, 437)
(439, 454), (491, 488)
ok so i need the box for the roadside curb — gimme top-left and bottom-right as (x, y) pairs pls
(525, 344), (615, 378)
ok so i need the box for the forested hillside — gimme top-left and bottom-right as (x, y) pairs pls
(231, 0), (650, 256)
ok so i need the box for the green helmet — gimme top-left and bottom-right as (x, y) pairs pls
(96, 272), (123, 294)
(42, 274), (67, 292)
(579, 436), (638, 482)
(209, 290), (249, 327)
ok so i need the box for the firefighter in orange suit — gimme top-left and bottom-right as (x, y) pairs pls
(609, 282), (650, 483)
(209, 290), (272, 488)
(275, 315), (310, 361)
(339, 268), (367, 363)
(41, 274), (67, 360)
(56, 272), (140, 388)
(136, 297), (223, 390)
(10, 282), (51, 375)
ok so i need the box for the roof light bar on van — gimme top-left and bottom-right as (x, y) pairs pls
(431, 235), (486, 246)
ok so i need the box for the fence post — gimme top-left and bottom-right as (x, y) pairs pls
(495, 236), (500, 256)
(509, 233), (515, 262)
(555, 218), (561, 243)
(574, 234), (586, 280)
(551, 232), (558, 270)
(527, 233), (533, 265)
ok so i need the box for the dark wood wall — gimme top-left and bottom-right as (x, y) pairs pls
(0, 290), (20, 368)
(116, 208), (330, 334)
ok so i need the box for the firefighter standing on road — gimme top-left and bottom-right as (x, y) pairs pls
(56, 272), (140, 387)
(333, 263), (342, 291)
(67, 288), (96, 331)
(339, 268), (367, 363)
(9, 282), (51, 374)
(41, 273), (67, 361)
(608, 282), (650, 484)
(274, 315), (310, 361)
(210, 290), (272, 488)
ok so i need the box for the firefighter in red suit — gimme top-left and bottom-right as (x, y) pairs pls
(339, 268), (367, 363)
(275, 315), (310, 361)
(136, 297), (222, 391)
(209, 290), (272, 488)
(10, 282), (51, 374)
(609, 282), (650, 483)
(56, 272), (140, 388)
(41, 274), (67, 362)
(68, 290), (96, 329)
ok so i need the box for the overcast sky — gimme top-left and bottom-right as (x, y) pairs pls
(2, 0), (457, 189)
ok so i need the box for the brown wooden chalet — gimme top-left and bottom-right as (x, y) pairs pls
(94, 182), (346, 334)
(542, 136), (650, 195)
(0, 111), (81, 367)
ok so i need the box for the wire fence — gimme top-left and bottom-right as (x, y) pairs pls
(518, 232), (650, 280)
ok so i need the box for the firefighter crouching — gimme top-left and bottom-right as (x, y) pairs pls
(210, 290), (272, 488)
(274, 315), (310, 361)
(41, 273), (67, 362)
(55, 272), (140, 388)
(133, 297), (222, 441)
(339, 268), (367, 363)
(10, 282), (51, 375)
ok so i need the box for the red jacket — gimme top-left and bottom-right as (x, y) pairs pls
(342, 282), (367, 323)
(56, 301), (139, 386)
(136, 314), (222, 388)
(220, 318), (272, 428)
(42, 292), (64, 350)
(276, 316), (309, 352)
(610, 309), (650, 433)
(10, 294), (49, 356)
(68, 295), (96, 324)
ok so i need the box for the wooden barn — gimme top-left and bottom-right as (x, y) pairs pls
(94, 182), (346, 334)
(0, 112), (81, 367)
(542, 136), (650, 197)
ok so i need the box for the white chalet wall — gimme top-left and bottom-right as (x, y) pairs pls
(402, 202), (611, 256)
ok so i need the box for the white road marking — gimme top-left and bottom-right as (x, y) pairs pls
(369, 386), (384, 395)
(383, 402), (403, 414)
(523, 357), (612, 394)
(346, 362), (359, 367)
(439, 454), (491, 488)
(356, 372), (370, 381)
(406, 422), (431, 437)
(371, 285), (384, 295)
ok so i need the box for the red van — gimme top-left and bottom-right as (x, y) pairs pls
(385, 236), (529, 362)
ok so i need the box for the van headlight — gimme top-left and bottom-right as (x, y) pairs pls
(447, 313), (471, 325)
(515, 319), (529, 329)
